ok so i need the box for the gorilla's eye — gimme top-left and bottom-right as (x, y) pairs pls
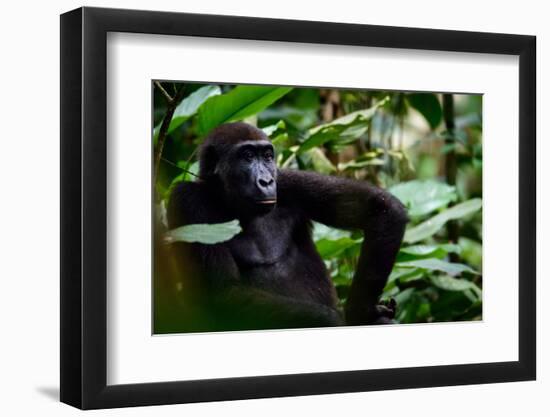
(241, 149), (254, 161)
(263, 150), (274, 161)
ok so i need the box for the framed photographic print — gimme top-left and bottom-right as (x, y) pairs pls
(60, 6), (536, 409)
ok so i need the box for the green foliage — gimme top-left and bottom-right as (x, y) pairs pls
(154, 83), (483, 326)
(389, 180), (457, 217)
(396, 258), (479, 276)
(153, 85), (221, 143)
(404, 199), (482, 243)
(166, 220), (242, 244)
(197, 86), (293, 136)
(299, 96), (389, 153)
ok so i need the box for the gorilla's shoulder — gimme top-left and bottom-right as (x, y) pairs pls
(167, 181), (220, 228)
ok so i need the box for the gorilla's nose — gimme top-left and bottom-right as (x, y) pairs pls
(256, 175), (276, 200)
(258, 177), (274, 188)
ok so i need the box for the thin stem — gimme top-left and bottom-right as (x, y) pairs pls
(161, 157), (202, 180)
(154, 81), (174, 103)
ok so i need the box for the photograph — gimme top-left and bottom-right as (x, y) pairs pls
(1, 0), (543, 413)
(152, 82), (483, 334)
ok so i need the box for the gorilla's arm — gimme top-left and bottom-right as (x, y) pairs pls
(278, 169), (409, 324)
(190, 241), (343, 329)
(215, 284), (343, 330)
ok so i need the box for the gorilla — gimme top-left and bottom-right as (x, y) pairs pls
(166, 122), (408, 332)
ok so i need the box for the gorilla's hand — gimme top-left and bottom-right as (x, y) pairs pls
(369, 298), (397, 324)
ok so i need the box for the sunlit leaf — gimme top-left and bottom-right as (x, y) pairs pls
(307, 147), (336, 174)
(404, 198), (482, 243)
(389, 267), (424, 283)
(197, 86), (293, 135)
(389, 180), (457, 217)
(338, 158), (385, 171)
(430, 275), (482, 298)
(312, 222), (351, 241)
(154, 85), (221, 143)
(316, 237), (360, 258)
(459, 237), (483, 270)
(397, 243), (461, 262)
(262, 120), (286, 137)
(397, 258), (480, 276)
(165, 220), (242, 244)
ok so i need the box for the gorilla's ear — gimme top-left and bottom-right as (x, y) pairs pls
(199, 144), (219, 179)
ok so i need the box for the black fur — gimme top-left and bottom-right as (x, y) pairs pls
(167, 122), (408, 331)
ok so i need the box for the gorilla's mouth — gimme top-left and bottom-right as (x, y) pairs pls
(255, 199), (277, 205)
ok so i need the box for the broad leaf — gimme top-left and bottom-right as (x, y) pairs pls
(394, 287), (415, 306)
(153, 85), (221, 143)
(316, 237), (360, 259)
(397, 258), (480, 276)
(312, 222), (351, 241)
(430, 275), (482, 298)
(459, 237), (483, 270)
(262, 120), (286, 137)
(389, 180), (457, 217)
(406, 93), (442, 129)
(397, 243), (461, 262)
(389, 267), (424, 283)
(197, 86), (293, 135)
(166, 220), (242, 245)
(400, 244), (454, 257)
(307, 148), (336, 174)
(404, 198), (482, 243)
(338, 157), (385, 171)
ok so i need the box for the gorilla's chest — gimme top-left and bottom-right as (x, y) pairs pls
(228, 211), (295, 266)
(226, 209), (334, 306)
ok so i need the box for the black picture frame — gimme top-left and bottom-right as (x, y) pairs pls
(60, 6), (536, 410)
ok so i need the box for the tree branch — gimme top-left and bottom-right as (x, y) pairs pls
(443, 93), (459, 262)
(154, 84), (186, 194)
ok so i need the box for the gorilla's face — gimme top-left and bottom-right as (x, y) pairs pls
(217, 140), (277, 215)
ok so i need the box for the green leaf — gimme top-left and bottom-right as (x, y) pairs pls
(307, 148), (336, 174)
(404, 198), (482, 243)
(394, 287), (415, 306)
(397, 258), (480, 276)
(406, 93), (442, 129)
(262, 120), (286, 137)
(312, 222), (351, 241)
(389, 180), (457, 217)
(316, 237), (360, 258)
(153, 85), (221, 143)
(430, 275), (482, 298)
(397, 243), (461, 262)
(458, 237), (483, 270)
(389, 267), (424, 283)
(338, 158), (385, 171)
(166, 220), (242, 244)
(170, 160), (200, 185)
(312, 222), (360, 258)
(298, 96), (389, 153)
(400, 244), (441, 256)
(197, 86), (293, 135)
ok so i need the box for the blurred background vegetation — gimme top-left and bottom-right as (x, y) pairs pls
(153, 81), (483, 327)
